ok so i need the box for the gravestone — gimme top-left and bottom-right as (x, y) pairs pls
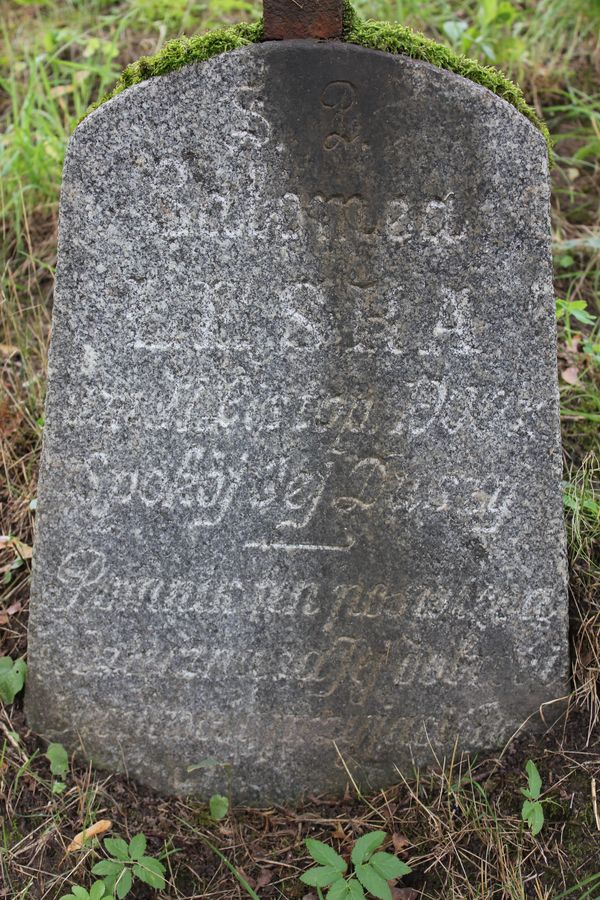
(27, 22), (568, 801)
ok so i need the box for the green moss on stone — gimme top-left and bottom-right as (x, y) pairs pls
(85, 20), (263, 116)
(84, 0), (551, 160)
(342, 0), (551, 157)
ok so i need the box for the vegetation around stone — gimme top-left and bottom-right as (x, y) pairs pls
(1, 0), (599, 897)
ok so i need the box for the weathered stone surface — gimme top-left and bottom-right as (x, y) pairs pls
(27, 41), (568, 802)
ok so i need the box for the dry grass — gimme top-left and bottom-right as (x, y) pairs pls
(1, 701), (599, 898)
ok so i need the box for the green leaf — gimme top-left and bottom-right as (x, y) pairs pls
(346, 879), (366, 900)
(351, 831), (387, 866)
(355, 863), (392, 900)
(370, 852), (412, 880)
(326, 879), (350, 900)
(300, 865), (345, 888)
(0, 657), (27, 703)
(92, 859), (124, 877)
(90, 884), (108, 900)
(572, 307), (596, 325)
(497, 1), (517, 23)
(209, 794), (229, 821)
(529, 803), (544, 837)
(133, 856), (166, 889)
(128, 833), (146, 860)
(481, 0), (498, 24)
(522, 799), (535, 820)
(46, 742), (69, 777)
(100, 874), (118, 896)
(305, 838), (347, 873)
(71, 889), (89, 900)
(104, 837), (131, 861)
(526, 761), (542, 800)
(52, 780), (67, 794)
(116, 866), (133, 898)
(442, 19), (469, 43)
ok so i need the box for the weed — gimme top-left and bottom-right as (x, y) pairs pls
(188, 756), (233, 821)
(91, 833), (166, 897)
(181, 823), (261, 900)
(555, 872), (600, 899)
(60, 882), (110, 900)
(556, 297), (597, 336)
(520, 761), (545, 836)
(45, 740), (69, 794)
(0, 656), (27, 703)
(209, 793), (229, 821)
(442, 0), (525, 65)
(300, 832), (412, 899)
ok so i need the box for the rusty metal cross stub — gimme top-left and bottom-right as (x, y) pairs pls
(263, 0), (343, 40)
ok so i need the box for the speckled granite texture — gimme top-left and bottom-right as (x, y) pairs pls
(27, 41), (569, 802)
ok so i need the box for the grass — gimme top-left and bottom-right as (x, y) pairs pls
(1, 0), (599, 897)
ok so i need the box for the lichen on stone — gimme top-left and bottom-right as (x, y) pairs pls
(84, 0), (551, 159)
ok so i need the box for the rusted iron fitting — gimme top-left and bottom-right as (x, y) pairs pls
(263, 0), (343, 40)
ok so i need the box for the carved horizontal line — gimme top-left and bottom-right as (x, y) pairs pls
(243, 539), (355, 553)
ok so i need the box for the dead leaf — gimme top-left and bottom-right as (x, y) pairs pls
(11, 539), (33, 560)
(256, 868), (273, 888)
(565, 335), (581, 354)
(561, 366), (579, 385)
(6, 601), (21, 615)
(67, 819), (112, 851)
(50, 83), (74, 97)
(0, 344), (19, 357)
(302, 894), (318, 900)
(392, 833), (411, 852)
(0, 400), (23, 438)
(391, 889), (419, 900)
(0, 613), (8, 626)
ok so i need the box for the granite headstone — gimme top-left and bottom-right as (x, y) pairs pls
(27, 40), (568, 801)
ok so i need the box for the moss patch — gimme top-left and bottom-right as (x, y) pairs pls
(85, 0), (551, 159)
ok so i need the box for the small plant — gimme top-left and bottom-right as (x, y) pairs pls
(91, 834), (166, 898)
(60, 882), (109, 900)
(442, 0), (524, 64)
(187, 757), (232, 821)
(521, 760), (545, 836)
(0, 656), (27, 704)
(556, 297), (597, 333)
(46, 741), (69, 794)
(300, 831), (411, 900)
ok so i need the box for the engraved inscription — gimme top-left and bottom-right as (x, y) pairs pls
(320, 80), (359, 150)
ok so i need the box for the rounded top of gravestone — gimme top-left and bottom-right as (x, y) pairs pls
(81, 3), (551, 158)
(79, 39), (547, 165)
